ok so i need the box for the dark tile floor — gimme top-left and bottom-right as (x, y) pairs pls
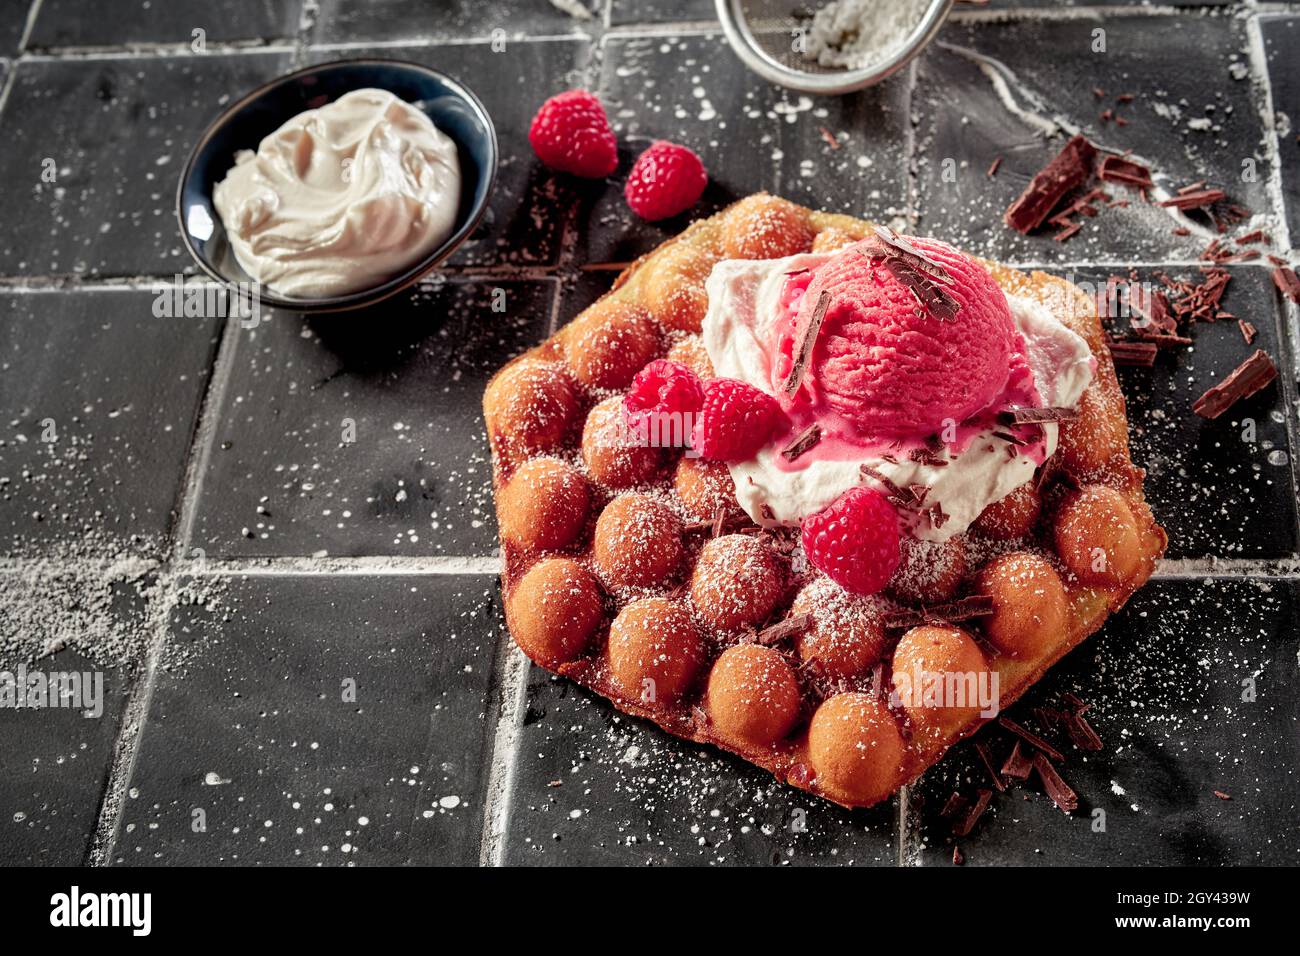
(27, 0), (305, 49)
(310, 0), (600, 44)
(0, 51), (293, 279)
(914, 13), (1270, 264)
(0, 289), (222, 557)
(110, 573), (503, 865)
(0, 0), (1295, 868)
(501, 667), (898, 866)
(187, 278), (555, 558)
(910, 578), (1300, 866)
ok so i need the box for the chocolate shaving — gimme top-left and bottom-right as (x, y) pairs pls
(1135, 332), (1192, 348)
(925, 502), (949, 528)
(867, 225), (955, 284)
(1108, 340), (1158, 367)
(991, 430), (1029, 446)
(1000, 742), (1033, 781)
(952, 788), (993, 837)
(1160, 188), (1226, 210)
(712, 505), (726, 539)
(859, 463), (927, 510)
(1098, 155), (1152, 188)
(1063, 710), (1104, 752)
(975, 741), (1007, 792)
(1129, 284), (1176, 334)
(884, 595), (993, 629)
(1192, 349), (1278, 419)
(998, 717), (1064, 763)
(859, 463), (905, 497)
(1052, 222), (1082, 243)
(781, 424), (823, 461)
(987, 156), (1002, 178)
(1004, 134), (1097, 234)
(882, 257), (962, 323)
(755, 613), (811, 646)
(952, 845), (964, 866)
(997, 406), (1079, 426)
(1213, 790), (1232, 801)
(1032, 752), (1078, 813)
(1061, 692), (1090, 715)
(940, 792), (969, 818)
(782, 290), (830, 396)
(1238, 319), (1257, 345)
(908, 436), (949, 467)
(1273, 266), (1300, 304)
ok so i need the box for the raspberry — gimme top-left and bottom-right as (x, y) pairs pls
(624, 359), (704, 426)
(624, 140), (708, 221)
(801, 488), (901, 596)
(690, 378), (782, 462)
(528, 89), (618, 179)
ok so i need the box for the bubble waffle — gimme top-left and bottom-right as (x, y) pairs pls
(485, 194), (1167, 809)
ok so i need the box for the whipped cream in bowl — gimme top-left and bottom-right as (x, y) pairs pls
(214, 89), (462, 299)
(702, 242), (1094, 542)
(178, 60), (497, 312)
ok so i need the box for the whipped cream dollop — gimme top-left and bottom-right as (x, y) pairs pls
(702, 251), (1095, 542)
(213, 88), (461, 297)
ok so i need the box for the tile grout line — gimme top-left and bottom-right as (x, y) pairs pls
(2, 261), (1293, 295)
(84, 312), (246, 865)
(14, 0), (44, 54)
(1244, 11), (1294, 256)
(0, 552), (1295, 580)
(468, 5), (616, 867)
(477, 642), (531, 866)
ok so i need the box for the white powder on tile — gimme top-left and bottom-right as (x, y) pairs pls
(804, 0), (933, 69)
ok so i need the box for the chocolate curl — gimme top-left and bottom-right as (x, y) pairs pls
(1192, 349), (1278, 419)
(783, 290), (830, 397)
(1004, 135), (1097, 234)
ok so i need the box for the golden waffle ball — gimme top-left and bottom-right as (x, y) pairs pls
(641, 244), (717, 333)
(722, 194), (816, 260)
(790, 576), (887, 681)
(811, 227), (859, 254)
(706, 643), (802, 748)
(976, 552), (1069, 659)
(973, 481), (1042, 540)
(1057, 383), (1128, 477)
(665, 335), (715, 379)
(1054, 484), (1142, 587)
(690, 534), (785, 632)
(593, 493), (685, 590)
(498, 458), (589, 552)
(608, 597), (705, 705)
(673, 456), (742, 521)
(891, 625), (991, 744)
(807, 692), (906, 806)
(581, 395), (665, 489)
(888, 535), (968, 605)
(484, 358), (578, 460)
(507, 558), (604, 667)
(563, 299), (661, 391)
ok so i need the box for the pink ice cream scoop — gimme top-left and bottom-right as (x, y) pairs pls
(777, 237), (1019, 441)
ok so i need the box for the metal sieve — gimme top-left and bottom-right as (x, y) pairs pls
(715, 0), (955, 95)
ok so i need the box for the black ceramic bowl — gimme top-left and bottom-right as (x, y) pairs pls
(177, 59), (497, 313)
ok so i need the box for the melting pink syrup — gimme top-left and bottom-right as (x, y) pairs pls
(766, 270), (1049, 473)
